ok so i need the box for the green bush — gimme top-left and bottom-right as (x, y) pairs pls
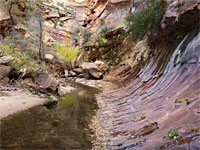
(83, 28), (92, 37)
(126, 0), (166, 40)
(101, 27), (109, 34)
(82, 28), (93, 44)
(0, 42), (40, 71)
(54, 44), (80, 62)
(57, 2), (64, 7)
(97, 37), (106, 45)
(100, 18), (105, 25)
(163, 129), (179, 138)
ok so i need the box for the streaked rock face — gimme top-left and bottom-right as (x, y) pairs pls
(0, 1), (9, 21)
(42, 0), (89, 46)
(89, 3), (200, 149)
(164, 0), (198, 21)
(0, 1), (11, 38)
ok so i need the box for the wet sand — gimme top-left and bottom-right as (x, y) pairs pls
(0, 86), (48, 120)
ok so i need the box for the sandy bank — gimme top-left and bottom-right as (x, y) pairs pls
(0, 86), (48, 120)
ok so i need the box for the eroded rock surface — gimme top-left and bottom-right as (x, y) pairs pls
(90, 3), (200, 149)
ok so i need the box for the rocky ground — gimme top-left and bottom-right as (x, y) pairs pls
(0, 54), (116, 120)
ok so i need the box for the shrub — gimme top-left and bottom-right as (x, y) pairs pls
(0, 37), (39, 71)
(100, 18), (105, 25)
(163, 129), (179, 138)
(54, 44), (80, 62)
(75, 28), (80, 34)
(82, 28), (93, 44)
(83, 28), (92, 37)
(57, 2), (64, 7)
(52, 18), (58, 29)
(97, 37), (105, 45)
(125, 0), (166, 40)
(59, 21), (64, 27)
(101, 27), (109, 34)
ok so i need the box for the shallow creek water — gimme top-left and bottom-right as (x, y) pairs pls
(0, 85), (99, 149)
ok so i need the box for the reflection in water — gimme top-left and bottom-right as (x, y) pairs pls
(0, 87), (99, 150)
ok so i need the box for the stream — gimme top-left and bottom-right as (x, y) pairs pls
(0, 85), (99, 149)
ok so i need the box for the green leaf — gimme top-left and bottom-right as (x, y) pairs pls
(163, 129), (179, 138)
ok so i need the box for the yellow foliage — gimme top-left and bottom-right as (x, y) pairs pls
(161, 23), (166, 29)
(64, 28), (73, 47)
(140, 113), (146, 120)
(54, 44), (80, 62)
(0, 37), (39, 70)
(198, 4), (200, 10)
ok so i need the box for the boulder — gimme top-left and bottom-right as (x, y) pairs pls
(69, 71), (77, 77)
(0, 65), (12, 79)
(94, 60), (105, 66)
(73, 68), (83, 74)
(21, 77), (50, 95)
(77, 73), (84, 78)
(1, 76), (10, 84)
(71, 59), (79, 69)
(81, 62), (103, 79)
(82, 69), (91, 79)
(56, 60), (72, 71)
(49, 60), (71, 75)
(88, 68), (103, 79)
(94, 60), (109, 72)
(0, 56), (14, 64)
(20, 78), (33, 85)
(64, 69), (69, 77)
(44, 54), (54, 62)
(81, 62), (98, 70)
(34, 73), (58, 93)
(35, 73), (52, 89)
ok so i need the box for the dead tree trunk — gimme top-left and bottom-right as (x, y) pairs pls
(8, 0), (15, 37)
(38, 18), (43, 61)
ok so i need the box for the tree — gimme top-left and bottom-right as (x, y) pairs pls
(5, 0), (48, 60)
(23, 0), (47, 60)
(7, 0), (18, 42)
(125, 0), (166, 40)
(8, 0), (15, 31)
